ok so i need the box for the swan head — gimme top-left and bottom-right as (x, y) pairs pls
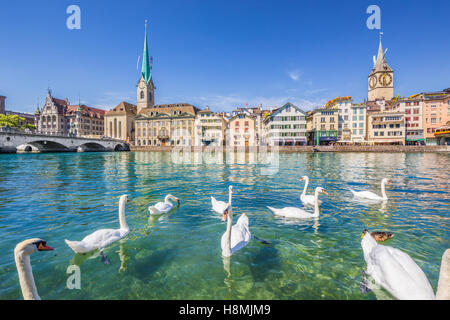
(120, 195), (130, 203)
(361, 229), (369, 239)
(229, 185), (233, 194)
(15, 238), (54, 256)
(315, 187), (328, 195)
(222, 208), (228, 222)
(299, 176), (308, 182)
(382, 178), (391, 185)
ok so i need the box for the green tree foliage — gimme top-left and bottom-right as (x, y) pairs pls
(0, 114), (35, 130)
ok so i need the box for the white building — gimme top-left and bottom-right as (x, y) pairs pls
(194, 106), (227, 146)
(350, 103), (367, 143)
(263, 102), (307, 146)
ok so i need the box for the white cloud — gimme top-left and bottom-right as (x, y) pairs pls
(287, 70), (301, 81)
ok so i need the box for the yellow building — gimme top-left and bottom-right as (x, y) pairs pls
(135, 103), (198, 147)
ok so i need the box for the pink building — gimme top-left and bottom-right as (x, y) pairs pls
(420, 88), (450, 145)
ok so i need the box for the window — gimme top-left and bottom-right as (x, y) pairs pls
(140, 91), (144, 100)
(359, 129), (363, 135)
(431, 118), (436, 124)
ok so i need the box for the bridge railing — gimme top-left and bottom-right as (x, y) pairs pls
(0, 127), (126, 143)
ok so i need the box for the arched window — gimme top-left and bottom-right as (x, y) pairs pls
(114, 119), (117, 138)
(148, 92), (152, 102)
(140, 91), (144, 100)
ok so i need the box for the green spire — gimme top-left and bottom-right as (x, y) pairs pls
(141, 20), (152, 84)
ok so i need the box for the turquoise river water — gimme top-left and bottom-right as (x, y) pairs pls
(0, 151), (448, 300)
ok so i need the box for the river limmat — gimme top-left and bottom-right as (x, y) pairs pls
(0, 151), (448, 299)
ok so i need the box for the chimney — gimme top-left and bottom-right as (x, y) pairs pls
(0, 96), (5, 114)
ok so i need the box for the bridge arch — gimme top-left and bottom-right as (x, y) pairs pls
(27, 140), (71, 152)
(77, 142), (107, 152)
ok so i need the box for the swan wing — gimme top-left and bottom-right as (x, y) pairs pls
(368, 245), (435, 300)
(301, 195), (320, 206)
(149, 201), (172, 214)
(211, 197), (228, 214)
(65, 228), (128, 253)
(351, 190), (382, 200)
(269, 206), (313, 218)
(230, 215), (251, 253)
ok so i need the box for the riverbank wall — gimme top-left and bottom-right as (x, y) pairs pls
(130, 145), (450, 153)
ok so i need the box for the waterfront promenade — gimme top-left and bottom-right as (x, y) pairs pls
(131, 145), (450, 153)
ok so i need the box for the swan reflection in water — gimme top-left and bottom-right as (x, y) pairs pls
(68, 240), (129, 273)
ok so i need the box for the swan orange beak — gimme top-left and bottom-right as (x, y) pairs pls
(222, 210), (228, 222)
(387, 180), (391, 185)
(322, 190), (328, 195)
(299, 177), (304, 181)
(38, 243), (54, 251)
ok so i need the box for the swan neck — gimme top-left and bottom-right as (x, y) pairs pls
(119, 198), (128, 230)
(223, 208), (233, 257)
(301, 178), (309, 197)
(381, 180), (387, 199)
(313, 189), (320, 217)
(14, 250), (40, 300)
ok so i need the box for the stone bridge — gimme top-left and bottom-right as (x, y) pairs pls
(0, 131), (130, 153)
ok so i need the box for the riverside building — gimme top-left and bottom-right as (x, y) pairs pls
(194, 106), (227, 146)
(263, 102), (307, 146)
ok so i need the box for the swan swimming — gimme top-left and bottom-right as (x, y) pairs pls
(14, 238), (54, 300)
(148, 194), (180, 215)
(65, 195), (130, 256)
(268, 187), (327, 219)
(351, 178), (391, 201)
(221, 186), (251, 257)
(361, 229), (435, 300)
(300, 176), (321, 206)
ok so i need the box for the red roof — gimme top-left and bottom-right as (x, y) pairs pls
(66, 105), (106, 118)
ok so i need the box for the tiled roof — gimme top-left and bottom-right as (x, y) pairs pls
(67, 105), (106, 118)
(105, 101), (137, 116)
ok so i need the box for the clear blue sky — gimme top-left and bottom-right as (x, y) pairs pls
(1, 0), (449, 113)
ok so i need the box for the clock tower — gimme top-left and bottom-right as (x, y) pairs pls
(368, 33), (394, 101)
(137, 21), (155, 114)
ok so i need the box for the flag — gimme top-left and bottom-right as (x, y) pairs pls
(245, 102), (248, 106)
(136, 55), (141, 70)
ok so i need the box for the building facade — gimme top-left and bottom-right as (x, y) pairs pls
(394, 97), (424, 145)
(135, 103), (197, 147)
(310, 108), (339, 145)
(194, 106), (226, 146)
(229, 113), (257, 147)
(350, 103), (367, 143)
(366, 100), (405, 144)
(35, 91), (70, 135)
(66, 105), (106, 138)
(104, 101), (137, 142)
(263, 102), (307, 146)
(421, 89), (450, 145)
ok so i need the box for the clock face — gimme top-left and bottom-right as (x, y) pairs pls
(139, 82), (145, 89)
(379, 73), (393, 86)
(369, 76), (377, 89)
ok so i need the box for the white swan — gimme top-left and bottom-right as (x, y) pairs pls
(211, 191), (230, 215)
(300, 176), (321, 206)
(351, 178), (390, 201)
(361, 230), (435, 300)
(148, 194), (180, 215)
(14, 238), (54, 300)
(65, 195), (130, 254)
(268, 187), (327, 219)
(220, 186), (251, 257)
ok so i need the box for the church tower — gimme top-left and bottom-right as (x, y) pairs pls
(137, 20), (155, 114)
(368, 33), (394, 101)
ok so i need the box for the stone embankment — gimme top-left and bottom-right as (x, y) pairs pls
(131, 145), (450, 153)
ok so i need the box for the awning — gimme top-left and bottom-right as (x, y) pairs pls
(319, 136), (338, 141)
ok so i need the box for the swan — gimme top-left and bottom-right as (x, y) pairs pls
(14, 238), (54, 300)
(361, 230), (435, 300)
(351, 178), (391, 201)
(300, 176), (321, 206)
(221, 186), (251, 257)
(268, 187), (327, 219)
(65, 195), (130, 256)
(211, 189), (230, 215)
(148, 194), (180, 215)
